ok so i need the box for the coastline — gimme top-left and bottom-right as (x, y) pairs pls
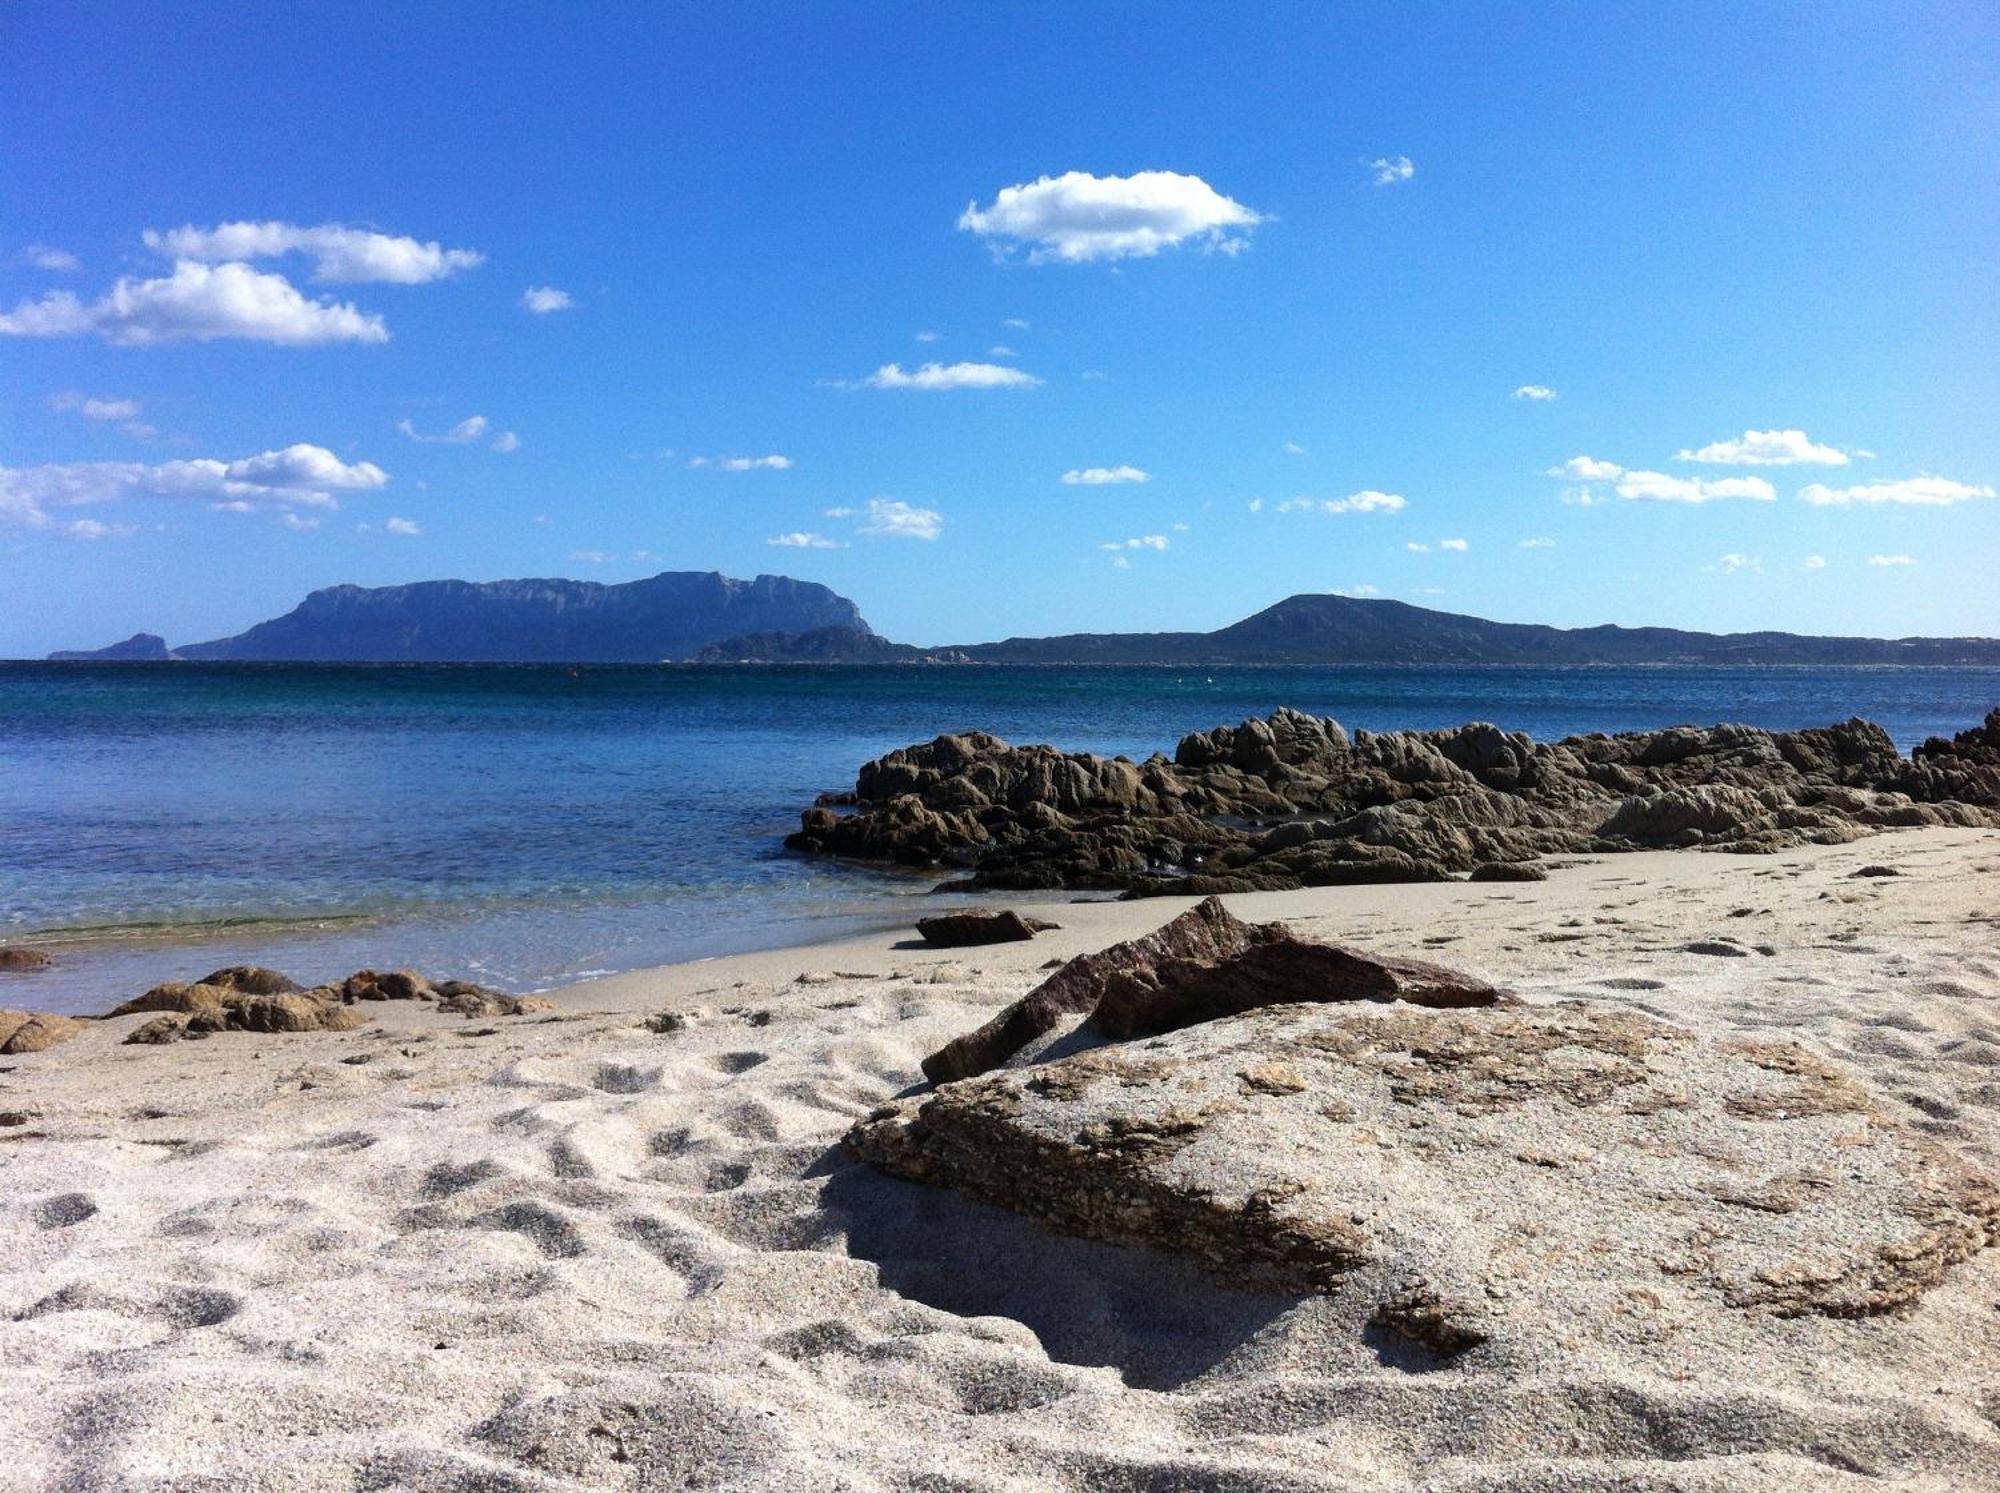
(6, 825), (1999, 1487)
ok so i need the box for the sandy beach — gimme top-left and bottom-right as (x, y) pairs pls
(2, 825), (1997, 1490)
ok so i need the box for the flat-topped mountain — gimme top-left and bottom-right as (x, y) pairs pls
(155, 572), (872, 662)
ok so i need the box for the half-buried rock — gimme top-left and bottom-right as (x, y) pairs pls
(920, 895), (1500, 1083)
(915, 910), (1060, 948)
(852, 999), (2000, 1361)
(0, 1009), (88, 1055)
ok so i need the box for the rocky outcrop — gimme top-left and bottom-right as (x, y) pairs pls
(788, 708), (2000, 895)
(0, 1009), (88, 1054)
(102, 967), (555, 1036)
(47, 632), (172, 661)
(850, 991), (2000, 1357)
(915, 911), (1059, 948)
(0, 947), (54, 973)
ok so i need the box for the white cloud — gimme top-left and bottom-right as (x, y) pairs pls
(0, 260), (388, 345)
(1512, 384), (1558, 401)
(1675, 428), (1851, 466)
(569, 549), (611, 564)
(1171, 522), (1191, 532)
(989, 344), (1017, 358)
(1061, 464), (1149, 486)
(1707, 553), (1761, 574)
(766, 532), (844, 549)
(1551, 455), (1624, 482)
(698, 454), (793, 472)
(383, 517), (421, 536)
(397, 414), (489, 444)
(491, 430), (520, 453)
(1367, 156), (1415, 186)
(1615, 470), (1776, 504)
(1517, 536), (1556, 549)
(858, 361), (1041, 390)
(1405, 541), (1429, 553)
(1247, 498), (1264, 512)
(1799, 476), (1994, 507)
(23, 244), (79, 272)
(144, 221), (482, 283)
(1282, 441), (1307, 456)
(1802, 554), (1827, 570)
(957, 169), (1262, 263)
(859, 498), (942, 540)
(521, 285), (573, 313)
(0, 443), (387, 532)
(914, 329), (941, 343)
(1002, 317), (1030, 330)
(1868, 553), (1917, 567)
(1109, 555), (1133, 570)
(1439, 537), (1469, 551)
(822, 506), (856, 519)
(1337, 583), (1384, 597)
(1277, 490), (1407, 515)
(1100, 535), (1169, 552)
(60, 518), (134, 540)
(280, 513), (321, 532)
(53, 392), (140, 422)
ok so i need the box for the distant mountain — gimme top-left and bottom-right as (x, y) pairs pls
(689, 626), (957, 664)
(159, 572), (872, 662)
(939, 594), (2000, 666)
(47, 632), (173, 661)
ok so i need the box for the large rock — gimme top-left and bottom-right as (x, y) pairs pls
(0, 1009), (89, 1055)
(915, 911), (1058, 948)
(104, 981), (369, 1036)
(851, 1000), (2000, 1359)
(196, 965), (303, 995)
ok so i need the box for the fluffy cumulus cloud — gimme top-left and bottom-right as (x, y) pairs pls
(857, 361), (1040, 391)
(1675, 428), (1852, 466)
(520, 285), (573, 313)
(1, 443), (387, 533)
(1868, 553), (1918, 567)
(0, 260), (387, 345)
(1061, 464), (1149, 486)
(859, 498), (942, 540)
(1798, 476), (1994, 507)
(1553, 457), (1774, 504)
(957, 170), (1262, 263)
(1276, 490), (1407, 515)
(1512, 384), (1558, 401)
(143, 221), (482, 283)
(398, 415), (489, 445)
(766, 532), (844, 549)
(1368, 156), (1415, 186)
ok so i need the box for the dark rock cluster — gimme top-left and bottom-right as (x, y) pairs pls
(788, 707), (2000, 894)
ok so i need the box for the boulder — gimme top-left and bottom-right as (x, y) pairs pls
(340, 968), (434, 1002)
(915, 911), (1060, 948)
(103, 982), (228, 1021)
(124, 1014), (190, 1045)
(850, 1000), (2000, 1359)
(0, 947), (54, 973)
(1468, 861), (1548, 882)
(196, 965), (302, 995)
(0, 1009), (89, 1055)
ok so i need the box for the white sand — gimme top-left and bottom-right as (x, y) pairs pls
(4, 827), (1999, 1490)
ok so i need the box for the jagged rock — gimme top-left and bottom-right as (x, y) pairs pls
(1468, 861), (1548, 882)
(0, 1009), (89, 1054)
(124, 1014), (190, 1045)
(788, 707), (2000, 895)
(105, 980), (369, 1036)
(196, 965), (303, 995)
(915, 911), (1059, 948)
(850, 1000), (2000, 1359)
(340, 968), (434, 1002)
(0, 947), (53, 973)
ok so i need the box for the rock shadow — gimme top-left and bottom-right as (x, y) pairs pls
(822, 1158), (1302, 1391)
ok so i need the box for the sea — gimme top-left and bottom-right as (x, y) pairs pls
(4, 661), (1996, 1015)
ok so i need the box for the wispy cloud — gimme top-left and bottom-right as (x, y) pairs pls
(822, 506), (856, 519)
(859, 497), (942, 540)
(767, 531), (844, 549)
(1438, 537), (1468, 551)
(1276, 490), (1406, 515)
(1517, 536), (1556, 549)
(383, 516), (421, 536)
(1367, 155), (1415, 186)
(143, 221), (482, 283)
(520, 285), (573, 313)
(854, 361), (1040, 391)
(23, 244), (79, 272)
(491, 430), (520, 454)
(397, 414), (489, 444)
(1061, 464), (1149, 486)
(1100, 534), (1169, 552)
(1675, 428), (1852, 466)
(1511, 384), (1558, 401)
(958, 169), (1262, 263)
(1802, 555), (1827, 570)
(1282, 440), (1307, 456)
(52, 391), (139, 422)
(1706, 552), (1761, 574)
(1337, 583), (1384, 597)
(569, 549), (611, 564)
(914, 329), (940, 343)
(1799, 477), (1993, 507)
(691, 454), (792, 472)
(1868, 553), (1917, 567)
(0, 260), (388, 345)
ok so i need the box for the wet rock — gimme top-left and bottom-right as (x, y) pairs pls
(915, 910), (1060, 947)
(0, 946), (54, 973)
(0, 1009), (89, 1054)
(340, 968), (434, 1002)
(1468, 861), (1548, 882)
(850, 1000), (2000, 1357)
(196, 965), (302, 995)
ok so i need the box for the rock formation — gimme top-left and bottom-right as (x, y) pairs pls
(915, 911), (1059, 948)
(788, 708), (2000, 895)
(100, 966), (550, 1037)
(0, 947), (54, 973)
(0, 1009), (88, 1054)
(852, 989), (2000, 1359)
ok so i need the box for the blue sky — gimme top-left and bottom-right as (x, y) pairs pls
(4, 2), (1996, 654)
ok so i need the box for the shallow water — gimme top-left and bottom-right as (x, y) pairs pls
(3, 660), (1994, 1013)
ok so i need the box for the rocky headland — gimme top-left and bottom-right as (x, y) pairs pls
(788, 706), (2000, 894)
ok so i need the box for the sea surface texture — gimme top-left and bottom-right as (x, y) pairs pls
(4, 661), (1996, 1013)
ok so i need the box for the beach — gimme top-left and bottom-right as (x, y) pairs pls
(6, 824), (1999, 1490)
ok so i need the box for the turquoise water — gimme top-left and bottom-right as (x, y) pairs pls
(3, 661), (1996, 1014)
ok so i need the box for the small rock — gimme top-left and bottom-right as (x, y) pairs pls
(1468, 862), (1548, 883)
(124, 1014), (190, 1045)
(0, 947), (54, 973)
(1849, 865), (1900, 878)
